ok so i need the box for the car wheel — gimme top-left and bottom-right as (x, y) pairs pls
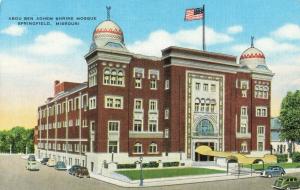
(267, 174), (272, 178)
(286, 187), (291, 190)
(281, 173), (284, 176)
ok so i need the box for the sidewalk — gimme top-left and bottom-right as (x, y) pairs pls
(90, 172), (259, 188)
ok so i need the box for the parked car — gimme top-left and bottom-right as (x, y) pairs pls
(260, 165), (286, 178)
(54, 161), (67, 170)
(46, 158), (56, 167)
(40, 158), (49, 165)
(68, 165), (81, 175)
(75, 167), (90, 178)
(273, 176), (300, 190)
(26, 161), (39, 171)
(27, 155), (35, 161)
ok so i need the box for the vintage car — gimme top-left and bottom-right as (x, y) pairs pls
(260, 165), (286, 178)
(273, 176), (300, 190)
(68, 165), (81, 175)
(46, 158), (56, 167)
(26, 161), (39, 171)
(75, 167), (90, 178)
(54, 161), (67, 170)
(40, 157), (49, 165)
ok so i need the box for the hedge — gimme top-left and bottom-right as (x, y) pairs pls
(142, 161), (159, 168)
(117, 163), (136, 169)
(292, 152), (300, 162)
(276, 154), (288, 163)
(163, 162), (180, 167)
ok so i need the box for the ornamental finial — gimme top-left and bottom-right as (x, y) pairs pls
(251, 36), (254, 48)
(106, 6), (111, 20)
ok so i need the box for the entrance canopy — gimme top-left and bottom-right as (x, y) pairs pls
(195, 146), (277, 164)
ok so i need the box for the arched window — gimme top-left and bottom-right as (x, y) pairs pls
(134, 142), (142, 153)
(104, 69), (110, 84)
(110, 70), (117, 85)
(117, 70), (124, 85)
(194, 98), (200, 112)
(196, 119), (214, 136)
(149, 142), (157, 153)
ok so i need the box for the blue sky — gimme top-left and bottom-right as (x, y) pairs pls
(0, 0), (300, 128)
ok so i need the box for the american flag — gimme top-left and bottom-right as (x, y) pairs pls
(184, 8), (204, 21)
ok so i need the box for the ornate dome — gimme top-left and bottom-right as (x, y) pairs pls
(90, 15), (127, 51)
(239, 37), (269, 71)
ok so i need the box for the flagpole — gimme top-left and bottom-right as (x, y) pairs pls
(202, 4), (206, 51)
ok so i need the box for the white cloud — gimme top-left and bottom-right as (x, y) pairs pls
(227, 25), (243, 34)
(272, 23), (300, 40)
(0, 24), (25, 36)
(21, 31), (83, 56)
(128, 26), (233, 56)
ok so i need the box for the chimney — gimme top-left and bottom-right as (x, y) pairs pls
(54, 80), (60, 96)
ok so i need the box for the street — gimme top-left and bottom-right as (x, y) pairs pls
(0, 155), (298, 190)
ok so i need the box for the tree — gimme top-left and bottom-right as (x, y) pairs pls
(279, 90), (300, 154)
(0, 127), (34, 153)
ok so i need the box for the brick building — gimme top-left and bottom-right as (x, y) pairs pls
(35, 17), (274, 172)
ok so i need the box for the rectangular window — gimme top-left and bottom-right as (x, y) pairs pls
(164, 108), (169, 119)
(258, 142), (264, 151)
(69, 120), (73, 127)
(74, 98), (80, 110)
(108, 121), (119, 131)
(256, 107), (268, 117)
(133, 120), (142, 132)
(240, 123), (247, 134)
(133, 143), (142, 153)
(210, 84), (216, 92)
(149, 100), (158, 111)
(134, 99), (143, 110)
(105, 96), (123, 109)
(62, 102), (66, 113)
(203, 83), (208, 91)
(149, 143), (157, 153)
(108, 141), (118, 153)
(149, 120), (157, 132)
(258, 125), (265, 135)
(165, 80), (170, 90)
(195, 82), (200, 90)
(164, 128), (169, 138)
(241, 106), (247, 116)
(240, 80), (249, 89)
(89, 97), (97, 110)
(150, 80), (157, 90)
(88, 68), (97, 87)
(135, 78), (142, 88)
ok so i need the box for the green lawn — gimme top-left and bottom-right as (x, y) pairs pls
(116, 167), (225, 180)
(243, 162), (300, 170)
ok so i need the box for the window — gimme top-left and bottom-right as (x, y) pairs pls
(203, 84), (208, 91)
(200, 103), (205, 112)
(195, 83), (200, 90)
(242, 90), (247, 98)
(196, 119), (214, 136)
(164, 129), (169, 138)
(133, 120), (142, 132)
(256, 107), (268, 117)
(135, 78), (142, 88)
(74, 98), (80, 110)
(241, 107), (247, 116)
(57, 104), (61, 115)
(211, 104), (215, 113)
(148, 120), (157, 132)
(149, 143), (157, 153)
(241, 142), (247, 152)
(108, 121), (119, 131)
(165, 80), (170, 90)
(240, 80), (249, 89)
(255, 84), (269, 99)
(150, 80), (157, 89)
(108, 141), (118, 153)
(205, 104), (210, 112)
(258, 125), (265, 135)
(68, 100), (73, 112)
(82, 95), (88, 109)
(68, 144), (73, 152)
(69, 119), (73, 127)
(88, 68), (97, 87)
(134, 99), (143, 110)
(194, 98), (200, 112)
(149, 100), (158, 111)
(62, 102), (66, 113)
(210, 84), (216, 92)
(240, 123), (247, 134)
(258, 142), (264, 151)
(165, 108), (169, 119)
(103, 68), (124, 86)
(90, 120), (96, 131)
(133, 143), (142, 154)
(105, 96), (123, 109)
(89, 97), (97, 110)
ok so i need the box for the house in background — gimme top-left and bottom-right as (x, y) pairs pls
(270, 117), (288, 154)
